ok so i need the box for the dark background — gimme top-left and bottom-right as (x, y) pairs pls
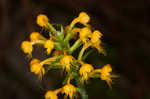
(0, 0), (150, 99)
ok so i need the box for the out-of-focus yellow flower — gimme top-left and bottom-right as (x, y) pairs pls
(78, 12), (90, 26)
(21, 41), (33, 56)
(79, 64), (94, 82)
(100, 64), (112, 87)
(30, 58), (40, 66)
(44, 40), (54, 55)
(30, 32), (42, 41)
(45, 90), (59, 99)
(79, 27), (91, 43)
(30, 60), (45, 79)
(52, 50), (61, 56)
(60, 55), (74, 72)
(90, 30), (106, 56)
(37, 14), (49, 27)
(62, 83), (76, 99)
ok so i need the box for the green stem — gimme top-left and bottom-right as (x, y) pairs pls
(41, 56), (60, 65)
(64, 19), (77, 43)
(76, 78), (88, 99)
(82, 49), (94, 61)
(77, 87), (88, 99)
(78, 43), (91, 60)
(64, 30), (72, 43)
(32, 40), (45, 45)
(48, 23), (57, 33)
(69, 39), (82, 54)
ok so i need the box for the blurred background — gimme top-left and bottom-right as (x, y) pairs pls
(0, 0), (150, 99)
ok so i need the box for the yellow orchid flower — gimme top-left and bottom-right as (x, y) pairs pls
(90, 30), (106, 56)
(30, 59), (45, 79)
(44, 39), (54, 55)
(62, 82), (76, 99)
(30, 32), (46, 41)
(79, 63), (94, 82)
(70, 12), (90, 28)
(21, 41), (33, 56)
(100, 64), (112, 88)
(79, 27), (92, 43)
(45, 89), (61, 99)
(45, 91), (58, 99)
(60, 54), (74, 72)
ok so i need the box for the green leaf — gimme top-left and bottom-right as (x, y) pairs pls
(56, 25), (64, 40)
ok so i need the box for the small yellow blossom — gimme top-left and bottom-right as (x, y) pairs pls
(45, 91), (58, 99)
(21, 41), (33, 56)
(37, 14), (49, 27)
(79, 64), (94, 82)
(91, 30), (103, 44)
(78, 12), (90, 26)
(70, 12), (90, 28)
(60, 55), (74, 72)
(79, 27), (92, 43)
(62, 83), (76, 99)
(100, 64), (112, 87)
(90, 30), (106, 55)
(44, 40), (54, 55)
(30, 32), (42, 41)
(30, 62), (45, 79)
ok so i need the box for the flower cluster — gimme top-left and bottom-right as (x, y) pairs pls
(21, 12), (117, 99)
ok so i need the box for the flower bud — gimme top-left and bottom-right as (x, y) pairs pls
(30, 32), (41, 41)
(78, 12), (90, 25)
(21, 41), (33, 55)
(44, 40), (54, 55)
(37, 14), (49, 27)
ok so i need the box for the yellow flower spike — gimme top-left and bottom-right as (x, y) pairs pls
(100, 64), (112, 88)
(79, 64), (94, 82)
(37, 14), (49, 27)
(78, 12), (90, 26)
(60, 55), (74, 72)
(79, 27), (92, 43)
(44, 40), (54, 55)
(30, 62), (45, 79)
(45, 91), (58, 99)
(62, 82), (77, 99)
(21, 41), (33, 56)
